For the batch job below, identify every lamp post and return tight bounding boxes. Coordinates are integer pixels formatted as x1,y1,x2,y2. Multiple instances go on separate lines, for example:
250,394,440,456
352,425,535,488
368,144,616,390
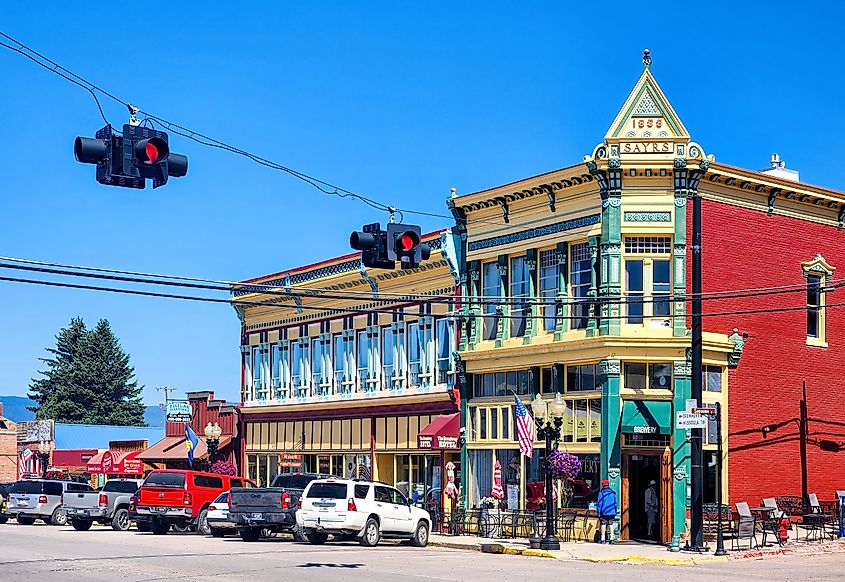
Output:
38,439,52,479
530,393,566,551
204,422,222,465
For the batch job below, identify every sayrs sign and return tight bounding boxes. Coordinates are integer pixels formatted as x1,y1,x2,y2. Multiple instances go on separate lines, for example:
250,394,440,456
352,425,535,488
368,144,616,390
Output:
619,141,673,154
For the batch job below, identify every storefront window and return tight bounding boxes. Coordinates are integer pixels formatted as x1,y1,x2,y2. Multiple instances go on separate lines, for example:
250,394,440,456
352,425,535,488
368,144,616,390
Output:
624,362,672,390
469,449,493,507
258,455,268,487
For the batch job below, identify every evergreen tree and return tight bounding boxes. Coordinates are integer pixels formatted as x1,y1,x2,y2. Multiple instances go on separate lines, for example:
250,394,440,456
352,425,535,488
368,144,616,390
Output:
28,318,146,426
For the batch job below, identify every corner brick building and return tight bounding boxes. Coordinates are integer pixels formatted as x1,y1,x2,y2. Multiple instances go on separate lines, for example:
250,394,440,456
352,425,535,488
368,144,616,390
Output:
0,403,18,482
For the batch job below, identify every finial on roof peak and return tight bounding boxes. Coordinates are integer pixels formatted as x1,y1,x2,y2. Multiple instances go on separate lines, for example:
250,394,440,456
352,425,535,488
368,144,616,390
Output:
643,48,652,70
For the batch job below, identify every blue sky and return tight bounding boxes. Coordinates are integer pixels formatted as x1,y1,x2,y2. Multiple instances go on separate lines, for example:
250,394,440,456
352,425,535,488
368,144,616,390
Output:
1,2,844,405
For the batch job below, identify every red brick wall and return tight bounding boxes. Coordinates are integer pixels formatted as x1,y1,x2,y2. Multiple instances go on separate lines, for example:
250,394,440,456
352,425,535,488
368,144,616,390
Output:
689,198,845,505
0,429,18,482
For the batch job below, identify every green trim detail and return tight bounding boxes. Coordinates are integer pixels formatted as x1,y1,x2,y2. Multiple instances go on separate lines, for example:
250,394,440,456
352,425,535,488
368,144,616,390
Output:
621,400,672,435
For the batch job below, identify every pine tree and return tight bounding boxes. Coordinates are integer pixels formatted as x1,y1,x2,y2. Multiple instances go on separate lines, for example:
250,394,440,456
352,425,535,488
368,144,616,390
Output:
28,318,146,426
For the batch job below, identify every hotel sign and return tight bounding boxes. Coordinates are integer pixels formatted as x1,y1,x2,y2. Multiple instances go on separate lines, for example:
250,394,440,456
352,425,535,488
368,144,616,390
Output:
418,434,459,450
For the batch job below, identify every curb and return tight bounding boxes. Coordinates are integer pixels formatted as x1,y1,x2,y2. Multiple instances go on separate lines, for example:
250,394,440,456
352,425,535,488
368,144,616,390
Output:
480,544,556,558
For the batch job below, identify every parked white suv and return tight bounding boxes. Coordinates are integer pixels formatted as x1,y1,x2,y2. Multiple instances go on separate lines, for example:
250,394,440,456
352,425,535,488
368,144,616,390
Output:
297,479,430,547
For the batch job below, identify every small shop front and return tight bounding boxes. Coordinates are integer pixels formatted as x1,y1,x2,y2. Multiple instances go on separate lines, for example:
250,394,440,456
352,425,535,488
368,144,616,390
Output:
618,399,673,543
87,450,145,487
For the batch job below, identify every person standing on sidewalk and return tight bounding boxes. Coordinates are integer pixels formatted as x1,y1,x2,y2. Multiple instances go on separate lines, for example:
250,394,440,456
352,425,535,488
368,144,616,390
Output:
645,480,659,538
596,479,618,544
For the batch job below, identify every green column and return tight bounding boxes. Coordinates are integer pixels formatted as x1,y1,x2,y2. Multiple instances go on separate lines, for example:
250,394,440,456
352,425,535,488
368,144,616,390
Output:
459,371,471,510
586,236,600,337
673,160,688,337
464,261,481,351
672,359,692,539
599,359,622,494
554,242,569,340
599,165,622,336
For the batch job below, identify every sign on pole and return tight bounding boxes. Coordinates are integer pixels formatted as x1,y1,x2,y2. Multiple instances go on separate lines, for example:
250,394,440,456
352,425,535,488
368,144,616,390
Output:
676,411,707,429
166,400,192,423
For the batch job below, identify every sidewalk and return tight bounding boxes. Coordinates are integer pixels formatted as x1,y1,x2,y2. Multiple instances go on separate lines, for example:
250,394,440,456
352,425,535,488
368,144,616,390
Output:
429,533,845,565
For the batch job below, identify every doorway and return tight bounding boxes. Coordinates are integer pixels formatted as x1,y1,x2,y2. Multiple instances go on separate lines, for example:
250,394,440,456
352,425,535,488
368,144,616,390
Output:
623,453,662,542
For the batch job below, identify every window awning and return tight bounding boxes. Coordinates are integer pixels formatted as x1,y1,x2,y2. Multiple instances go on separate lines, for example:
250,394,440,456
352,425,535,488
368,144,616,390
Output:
621,400,672,435
418,413,460,450
87,450,145,474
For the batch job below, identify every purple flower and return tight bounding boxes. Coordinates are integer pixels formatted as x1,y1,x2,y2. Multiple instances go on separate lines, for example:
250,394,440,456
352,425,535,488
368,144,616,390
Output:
546,451,581,480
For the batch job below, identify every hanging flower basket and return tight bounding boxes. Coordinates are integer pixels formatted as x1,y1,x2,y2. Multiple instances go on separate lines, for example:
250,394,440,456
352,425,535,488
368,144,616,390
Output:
546,451,581,480
210,460,237,476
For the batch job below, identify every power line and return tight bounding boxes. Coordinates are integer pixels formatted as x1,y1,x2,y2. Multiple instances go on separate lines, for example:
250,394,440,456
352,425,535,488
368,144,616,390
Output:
0,273,838,323
0,254,839,308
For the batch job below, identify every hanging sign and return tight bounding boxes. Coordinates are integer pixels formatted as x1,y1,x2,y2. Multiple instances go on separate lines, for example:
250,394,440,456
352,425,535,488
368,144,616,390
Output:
675,412,707,429
166,400,192,423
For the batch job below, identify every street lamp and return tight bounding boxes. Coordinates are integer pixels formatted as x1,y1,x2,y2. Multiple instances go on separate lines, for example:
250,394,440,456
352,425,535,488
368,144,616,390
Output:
37,440,52,480
204,422,222,465
530,393,566,551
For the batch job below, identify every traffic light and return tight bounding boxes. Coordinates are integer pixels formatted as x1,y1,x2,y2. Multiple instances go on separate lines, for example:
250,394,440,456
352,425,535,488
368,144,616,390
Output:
350,222,431,269
74,124,188,189
386,223,430,268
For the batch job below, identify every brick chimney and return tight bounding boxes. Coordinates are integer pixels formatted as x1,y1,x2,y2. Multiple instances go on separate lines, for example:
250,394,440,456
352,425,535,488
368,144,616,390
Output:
0,402,4,418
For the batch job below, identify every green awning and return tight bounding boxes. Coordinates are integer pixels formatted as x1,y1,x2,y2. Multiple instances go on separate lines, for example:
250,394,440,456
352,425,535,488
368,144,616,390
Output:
621,400,672,435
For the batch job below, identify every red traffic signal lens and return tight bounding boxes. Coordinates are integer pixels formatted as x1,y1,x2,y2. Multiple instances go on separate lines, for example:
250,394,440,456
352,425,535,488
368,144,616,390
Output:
145,141,160,164
397,231,419,253
134,137,169,165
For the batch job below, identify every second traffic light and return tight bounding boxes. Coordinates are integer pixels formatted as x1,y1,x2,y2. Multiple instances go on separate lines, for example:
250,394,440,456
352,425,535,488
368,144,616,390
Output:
74,124,188,189
350,222,430,269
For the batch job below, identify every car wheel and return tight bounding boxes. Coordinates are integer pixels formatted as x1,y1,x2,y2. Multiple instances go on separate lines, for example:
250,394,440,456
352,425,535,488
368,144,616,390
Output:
111,508,131,532
210,527,226,538
292,524,308,542
51,508,68,526
17,516,36,525
239,527,262,542
151,519,170,535
306,530,328,545
71,518,92,531
196,509,211,536
136,521,150,532
360,518,380,547
411,521,429,547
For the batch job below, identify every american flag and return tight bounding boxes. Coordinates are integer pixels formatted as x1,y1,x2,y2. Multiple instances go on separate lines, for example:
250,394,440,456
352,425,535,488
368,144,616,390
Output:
514,394,535,457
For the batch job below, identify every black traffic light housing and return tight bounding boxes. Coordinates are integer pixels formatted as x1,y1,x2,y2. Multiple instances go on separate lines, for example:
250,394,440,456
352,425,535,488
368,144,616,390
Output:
74,124,188,189
350,222,431,269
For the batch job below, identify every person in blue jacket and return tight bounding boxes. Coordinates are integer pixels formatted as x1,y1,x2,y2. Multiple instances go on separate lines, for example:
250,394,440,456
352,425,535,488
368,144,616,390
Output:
595,479,618,544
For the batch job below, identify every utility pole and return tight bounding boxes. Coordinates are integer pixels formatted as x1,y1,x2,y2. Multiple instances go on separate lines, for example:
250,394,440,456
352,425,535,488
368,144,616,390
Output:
800,381,809,506
156,386,176,410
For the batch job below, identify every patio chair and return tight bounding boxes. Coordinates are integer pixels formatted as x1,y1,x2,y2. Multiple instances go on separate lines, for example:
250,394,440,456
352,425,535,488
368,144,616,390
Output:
557,512,577,542
447,508,466,536
761,498,789,546
730,502,758,550
803,494,828,541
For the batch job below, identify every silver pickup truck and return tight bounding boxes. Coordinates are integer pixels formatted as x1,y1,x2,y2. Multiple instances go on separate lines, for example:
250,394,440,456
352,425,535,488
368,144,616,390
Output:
65,478,143,531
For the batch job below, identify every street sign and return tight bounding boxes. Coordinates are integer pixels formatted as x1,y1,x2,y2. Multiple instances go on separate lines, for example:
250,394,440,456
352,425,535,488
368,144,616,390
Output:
692,407,716,415
166,400,192,423
676,411,707,429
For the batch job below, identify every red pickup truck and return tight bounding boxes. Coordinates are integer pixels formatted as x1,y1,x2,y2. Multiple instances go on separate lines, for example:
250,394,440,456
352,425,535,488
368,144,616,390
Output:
135,469,254,535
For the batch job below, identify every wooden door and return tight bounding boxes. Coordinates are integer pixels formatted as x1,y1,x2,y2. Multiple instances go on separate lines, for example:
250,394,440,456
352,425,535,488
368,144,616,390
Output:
660,447,672,543
621,453,630,540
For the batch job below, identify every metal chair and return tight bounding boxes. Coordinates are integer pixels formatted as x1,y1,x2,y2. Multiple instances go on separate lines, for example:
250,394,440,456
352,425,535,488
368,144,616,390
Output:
557,512,577,542
804,494,828,541
761,498,788,546
731,502,759,550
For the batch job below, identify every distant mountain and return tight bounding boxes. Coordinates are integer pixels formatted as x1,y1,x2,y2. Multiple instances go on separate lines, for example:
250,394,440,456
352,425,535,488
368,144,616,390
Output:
1,395,166,427
0,396,35,422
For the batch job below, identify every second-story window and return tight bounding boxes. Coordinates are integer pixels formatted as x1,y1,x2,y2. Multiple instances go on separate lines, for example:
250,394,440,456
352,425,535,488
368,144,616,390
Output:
482,261,500,341
381,327,395,390
436,318,455,385
623,362,672,389
252,346,269,401
624,237,672,325
807,274,822,339
539,249,558,332
510,256,529,337
270,343,289,399
570,243,591,330
333,333,348,394
243,350,253,401
312,338,325,395
408,322,421,387
291,341,309,395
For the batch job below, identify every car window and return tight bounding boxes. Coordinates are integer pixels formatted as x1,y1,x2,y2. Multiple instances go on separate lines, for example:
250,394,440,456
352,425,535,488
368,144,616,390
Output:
144,472,186,488
102,480,140,493
390,488,408,506
193,475,224,489
305,483,348,499
229,479,243,488
66,483,83,492
213,492,229,503
45,482,64,496
354,484,370,499
272,474,312,489
374,486,392,503
11,481,43,494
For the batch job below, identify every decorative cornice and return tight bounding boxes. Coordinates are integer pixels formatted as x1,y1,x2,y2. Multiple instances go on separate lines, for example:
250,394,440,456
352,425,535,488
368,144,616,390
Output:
468,214,600,252
623,211,671,222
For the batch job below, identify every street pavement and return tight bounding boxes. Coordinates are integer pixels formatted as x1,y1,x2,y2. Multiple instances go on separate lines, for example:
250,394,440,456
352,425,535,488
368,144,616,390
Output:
1,521,845,582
